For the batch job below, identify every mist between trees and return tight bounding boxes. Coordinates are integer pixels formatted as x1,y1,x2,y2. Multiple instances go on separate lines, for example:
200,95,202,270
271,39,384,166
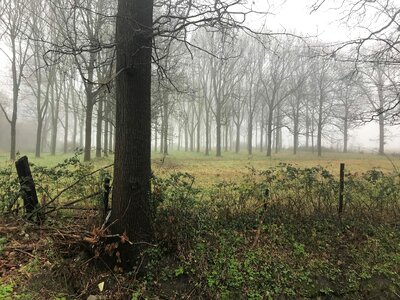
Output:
0,0,399,161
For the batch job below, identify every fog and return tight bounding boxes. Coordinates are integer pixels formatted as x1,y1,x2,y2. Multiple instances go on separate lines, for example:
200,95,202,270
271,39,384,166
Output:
0,0,399,160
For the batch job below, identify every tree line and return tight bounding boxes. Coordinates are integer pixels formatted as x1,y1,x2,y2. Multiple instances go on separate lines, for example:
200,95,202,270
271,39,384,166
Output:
0,0,398,162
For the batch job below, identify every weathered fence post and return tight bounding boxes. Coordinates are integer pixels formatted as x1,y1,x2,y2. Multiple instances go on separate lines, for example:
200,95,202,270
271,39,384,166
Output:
15,156,39,220
338,163,345,215
102,177,111,222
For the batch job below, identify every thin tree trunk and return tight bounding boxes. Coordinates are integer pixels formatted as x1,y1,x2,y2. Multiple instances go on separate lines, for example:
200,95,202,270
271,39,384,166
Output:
378,84,385,155
103,99,109,157
343,113,348,153
63,93,69,154
235,123,240,153
35,119,43,158
84,99,94,161
205,109,210,156
96,97,103,158
184,121,188,152
196,114,201,152
266,107,273,157
216,107,222,157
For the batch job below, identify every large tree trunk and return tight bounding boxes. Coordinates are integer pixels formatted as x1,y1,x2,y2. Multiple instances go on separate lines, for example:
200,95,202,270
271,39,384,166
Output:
111,0,153,267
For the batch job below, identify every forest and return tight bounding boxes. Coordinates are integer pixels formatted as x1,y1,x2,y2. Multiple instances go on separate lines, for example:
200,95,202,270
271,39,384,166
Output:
0,0,399,299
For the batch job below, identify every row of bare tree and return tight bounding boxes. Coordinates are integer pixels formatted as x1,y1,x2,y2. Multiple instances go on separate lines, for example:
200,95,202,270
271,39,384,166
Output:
0,0,398,161
153,31,398,157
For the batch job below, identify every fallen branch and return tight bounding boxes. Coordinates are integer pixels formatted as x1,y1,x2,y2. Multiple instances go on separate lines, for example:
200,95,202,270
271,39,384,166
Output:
13,248,36,258
28,164,114,218
45,206,98,211
0,226,20,233
43,192,102,215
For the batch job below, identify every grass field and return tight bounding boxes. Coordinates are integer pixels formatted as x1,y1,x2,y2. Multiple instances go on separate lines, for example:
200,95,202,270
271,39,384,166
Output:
1,150,398,185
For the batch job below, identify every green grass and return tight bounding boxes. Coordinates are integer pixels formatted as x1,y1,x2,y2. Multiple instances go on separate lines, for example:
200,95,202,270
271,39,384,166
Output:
152,150,399,185
1,149,398,186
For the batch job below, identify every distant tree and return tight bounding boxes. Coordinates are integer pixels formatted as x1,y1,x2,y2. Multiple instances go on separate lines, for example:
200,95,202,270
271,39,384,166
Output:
0,0,32,160
357,63,398,154
208,30,242,156
310,56,335,157
47,0,116,161
331,64,364,153
243,37,260,155
311,0,400,121
286,47,310,155
258,37,297,156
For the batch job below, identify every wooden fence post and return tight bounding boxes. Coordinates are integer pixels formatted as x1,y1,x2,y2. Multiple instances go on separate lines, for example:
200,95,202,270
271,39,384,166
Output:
15,156,39,220
102,177,111,222
338,163,345,215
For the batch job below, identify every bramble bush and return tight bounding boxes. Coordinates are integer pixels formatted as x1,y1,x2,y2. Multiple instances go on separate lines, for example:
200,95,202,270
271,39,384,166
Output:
0,151,105,215
150,165,400,299
1,156,399,298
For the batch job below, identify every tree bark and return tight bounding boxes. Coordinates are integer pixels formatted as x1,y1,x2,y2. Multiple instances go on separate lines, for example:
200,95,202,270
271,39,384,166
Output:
377,83,385,155
103,98,109,157
266,107,273,157
96,97,103,158
343,112,348,153
293,115,299,155
235,123,240,153
84,100,94,161
216,106,222,156
317,103,323,157
111,0,154,267
63,89,69,154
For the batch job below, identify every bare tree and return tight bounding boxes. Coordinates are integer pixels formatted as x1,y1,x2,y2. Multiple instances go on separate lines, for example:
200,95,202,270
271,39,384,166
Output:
258,37,297,156
311,0,400,121
331,63,364,152
310,55,335,156
0,0,32,160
